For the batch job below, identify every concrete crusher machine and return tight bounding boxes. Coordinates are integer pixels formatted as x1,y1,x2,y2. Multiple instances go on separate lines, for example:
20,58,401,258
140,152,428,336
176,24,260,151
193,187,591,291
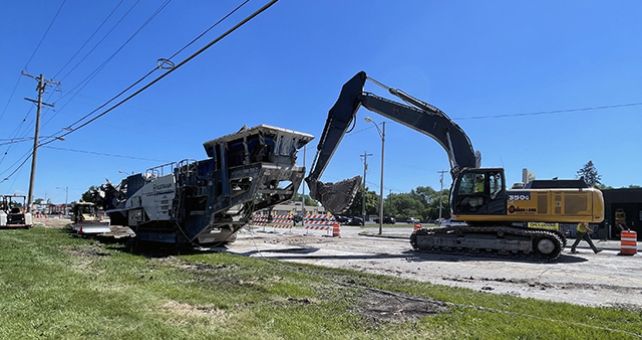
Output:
98,125,312,246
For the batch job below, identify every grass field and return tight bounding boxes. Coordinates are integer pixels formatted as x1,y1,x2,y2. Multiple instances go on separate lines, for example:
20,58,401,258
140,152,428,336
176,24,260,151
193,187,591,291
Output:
1,227,640,339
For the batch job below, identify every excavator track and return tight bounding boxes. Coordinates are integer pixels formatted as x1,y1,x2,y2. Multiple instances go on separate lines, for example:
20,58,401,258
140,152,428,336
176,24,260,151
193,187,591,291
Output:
410,226,564,261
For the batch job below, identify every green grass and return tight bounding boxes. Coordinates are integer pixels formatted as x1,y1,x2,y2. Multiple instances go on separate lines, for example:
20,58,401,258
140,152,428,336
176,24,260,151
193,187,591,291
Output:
0,227,640,339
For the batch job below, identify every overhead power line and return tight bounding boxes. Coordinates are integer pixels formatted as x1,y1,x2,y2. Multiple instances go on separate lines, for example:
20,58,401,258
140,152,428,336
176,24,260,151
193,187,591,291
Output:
39,0,278,149
454,101,642,120
0,0,67,124
43,145,170,162
46,0,252,134
52,0,126,79
48,0,171,125
24,0,68,70
0,150,32,182
0,0,277,184
57,0,142,84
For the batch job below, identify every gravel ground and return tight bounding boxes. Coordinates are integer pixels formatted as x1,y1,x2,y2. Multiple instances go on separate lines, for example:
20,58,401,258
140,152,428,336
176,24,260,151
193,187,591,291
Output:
228,225,642,308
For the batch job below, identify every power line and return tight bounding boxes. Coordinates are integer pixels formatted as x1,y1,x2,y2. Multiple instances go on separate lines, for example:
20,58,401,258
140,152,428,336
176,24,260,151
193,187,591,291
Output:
47,0,170,125
166,0,251,61
43,145,170,163
47,0,251,131
0,0,66,124
49,0,252,134
0,0,278,185
57,0,141,83
39,0,278,148
0,149,33,182
0,78,23,124
454,101,642,120
24,0,67,70
52,0,126,79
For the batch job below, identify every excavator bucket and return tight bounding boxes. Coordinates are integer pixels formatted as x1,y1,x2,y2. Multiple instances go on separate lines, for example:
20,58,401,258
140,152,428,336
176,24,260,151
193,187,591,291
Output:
307,176,361,215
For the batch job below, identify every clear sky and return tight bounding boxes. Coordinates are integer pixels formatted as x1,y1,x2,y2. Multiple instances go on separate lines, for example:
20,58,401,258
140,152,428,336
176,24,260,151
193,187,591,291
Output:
1,0,641,203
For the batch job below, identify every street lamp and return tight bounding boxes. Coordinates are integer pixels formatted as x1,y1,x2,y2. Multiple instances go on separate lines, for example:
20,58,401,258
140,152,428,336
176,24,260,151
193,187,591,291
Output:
364,117,385,235
56,186,68,216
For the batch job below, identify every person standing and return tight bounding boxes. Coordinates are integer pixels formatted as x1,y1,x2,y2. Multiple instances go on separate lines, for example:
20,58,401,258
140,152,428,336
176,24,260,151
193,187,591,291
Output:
570,222,602,254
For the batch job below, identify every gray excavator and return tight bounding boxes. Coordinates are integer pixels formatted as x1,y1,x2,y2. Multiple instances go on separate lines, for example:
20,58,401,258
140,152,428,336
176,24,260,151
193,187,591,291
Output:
305,71,604,260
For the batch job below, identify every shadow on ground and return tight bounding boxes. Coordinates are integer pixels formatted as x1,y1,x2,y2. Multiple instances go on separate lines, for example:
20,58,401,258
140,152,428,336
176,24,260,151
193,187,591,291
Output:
234,247,588,264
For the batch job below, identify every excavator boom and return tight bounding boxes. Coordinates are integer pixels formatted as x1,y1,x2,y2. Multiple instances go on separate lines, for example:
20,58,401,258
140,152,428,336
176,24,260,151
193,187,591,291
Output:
306,71,479,213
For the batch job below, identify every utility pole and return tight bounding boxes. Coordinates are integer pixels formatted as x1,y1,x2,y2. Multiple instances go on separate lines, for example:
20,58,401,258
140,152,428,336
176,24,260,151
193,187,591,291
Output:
360,151,372,224
437,170,448,221
22,72,59,212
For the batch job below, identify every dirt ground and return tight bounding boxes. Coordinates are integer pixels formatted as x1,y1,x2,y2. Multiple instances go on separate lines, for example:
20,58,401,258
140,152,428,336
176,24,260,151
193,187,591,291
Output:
228,226,642,308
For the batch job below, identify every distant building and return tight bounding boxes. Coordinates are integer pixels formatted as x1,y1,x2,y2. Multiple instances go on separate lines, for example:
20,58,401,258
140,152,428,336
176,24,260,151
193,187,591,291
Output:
600,188,642,240
258,201,325,216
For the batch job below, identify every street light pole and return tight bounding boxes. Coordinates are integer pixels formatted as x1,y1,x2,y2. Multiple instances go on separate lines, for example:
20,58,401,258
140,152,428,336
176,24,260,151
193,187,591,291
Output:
64,186,68,216
378,122,385,235
56,186,69,216
365,117,386,235
437,170,448,221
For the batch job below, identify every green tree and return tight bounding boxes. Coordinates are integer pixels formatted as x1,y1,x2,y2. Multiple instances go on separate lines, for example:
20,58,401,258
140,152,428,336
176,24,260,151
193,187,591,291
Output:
576,160,602,187
345,187,379,217
381,186,451,222
291,193,319,206
81,186,100,204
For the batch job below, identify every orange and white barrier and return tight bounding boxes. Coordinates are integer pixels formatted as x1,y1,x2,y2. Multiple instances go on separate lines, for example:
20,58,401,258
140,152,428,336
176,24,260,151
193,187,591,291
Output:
620,230,638,256
250,212,340,237
303,213,336,236
251,213,294,232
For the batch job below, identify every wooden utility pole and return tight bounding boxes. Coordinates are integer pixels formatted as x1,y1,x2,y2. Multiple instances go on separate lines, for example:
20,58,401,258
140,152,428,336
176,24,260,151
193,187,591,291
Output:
22,71,58,212
360,151,372,224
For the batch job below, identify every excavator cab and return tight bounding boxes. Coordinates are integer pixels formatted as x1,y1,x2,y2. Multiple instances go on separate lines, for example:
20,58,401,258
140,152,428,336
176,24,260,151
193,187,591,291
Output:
451,168,507,216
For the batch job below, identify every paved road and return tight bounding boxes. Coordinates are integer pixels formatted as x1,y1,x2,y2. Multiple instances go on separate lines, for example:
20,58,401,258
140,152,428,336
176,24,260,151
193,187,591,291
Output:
228,225,642,308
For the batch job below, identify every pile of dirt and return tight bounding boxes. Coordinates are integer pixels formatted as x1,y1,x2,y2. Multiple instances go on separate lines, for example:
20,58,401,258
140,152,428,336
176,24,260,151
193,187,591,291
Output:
353,288,448,325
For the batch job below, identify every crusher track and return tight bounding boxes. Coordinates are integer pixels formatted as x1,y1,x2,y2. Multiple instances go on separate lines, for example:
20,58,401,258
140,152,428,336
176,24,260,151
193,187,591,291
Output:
410,226,567,261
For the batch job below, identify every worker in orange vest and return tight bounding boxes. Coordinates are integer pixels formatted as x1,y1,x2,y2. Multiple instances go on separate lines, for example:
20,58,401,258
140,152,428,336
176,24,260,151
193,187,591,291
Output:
570,222,602,254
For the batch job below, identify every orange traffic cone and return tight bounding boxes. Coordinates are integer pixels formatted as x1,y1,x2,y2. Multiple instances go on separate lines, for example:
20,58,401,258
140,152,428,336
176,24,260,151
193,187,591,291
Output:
332,223,341,237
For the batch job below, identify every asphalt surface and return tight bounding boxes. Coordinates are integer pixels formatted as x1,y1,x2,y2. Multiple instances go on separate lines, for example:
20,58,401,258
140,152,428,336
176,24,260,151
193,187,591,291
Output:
228,225,642,308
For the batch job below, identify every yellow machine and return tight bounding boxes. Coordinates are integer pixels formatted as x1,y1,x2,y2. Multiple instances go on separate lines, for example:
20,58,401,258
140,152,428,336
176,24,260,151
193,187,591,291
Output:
306,71,605,260
449,169,604,224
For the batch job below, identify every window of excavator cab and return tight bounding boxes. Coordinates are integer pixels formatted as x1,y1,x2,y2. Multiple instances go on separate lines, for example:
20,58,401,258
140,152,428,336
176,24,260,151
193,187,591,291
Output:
458,173,475,195
458,173,482,195
489,172,503,197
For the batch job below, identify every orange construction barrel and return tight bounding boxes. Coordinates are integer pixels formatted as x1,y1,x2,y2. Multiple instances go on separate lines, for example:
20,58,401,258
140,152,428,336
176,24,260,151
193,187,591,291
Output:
332,223,341,237
620,230,638,256
413,223,422,231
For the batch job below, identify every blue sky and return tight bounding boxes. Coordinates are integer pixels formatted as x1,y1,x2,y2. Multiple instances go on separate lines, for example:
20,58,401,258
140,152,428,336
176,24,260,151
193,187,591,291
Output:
1,0,641,203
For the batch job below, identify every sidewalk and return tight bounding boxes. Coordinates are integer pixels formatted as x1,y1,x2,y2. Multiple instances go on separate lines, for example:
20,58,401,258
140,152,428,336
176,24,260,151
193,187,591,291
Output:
358,230,630,251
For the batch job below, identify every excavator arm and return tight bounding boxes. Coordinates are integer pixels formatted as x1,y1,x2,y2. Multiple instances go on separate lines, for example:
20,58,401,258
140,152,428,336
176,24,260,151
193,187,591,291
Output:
306,71,480,214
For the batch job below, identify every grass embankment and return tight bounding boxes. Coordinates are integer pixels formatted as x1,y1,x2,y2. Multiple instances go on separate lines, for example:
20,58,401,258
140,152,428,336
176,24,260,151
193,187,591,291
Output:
0,228,640,339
